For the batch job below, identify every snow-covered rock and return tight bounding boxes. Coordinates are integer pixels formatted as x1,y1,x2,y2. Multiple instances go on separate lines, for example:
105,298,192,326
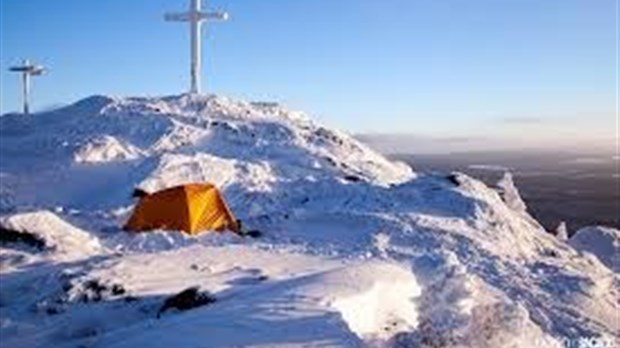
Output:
569,225,620,272
74,135,145,163
554,221,569,241
495,171,527,213
0,211,103,257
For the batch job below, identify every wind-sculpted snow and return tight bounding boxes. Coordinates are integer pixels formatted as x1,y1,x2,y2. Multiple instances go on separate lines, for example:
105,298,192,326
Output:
0,95,618,347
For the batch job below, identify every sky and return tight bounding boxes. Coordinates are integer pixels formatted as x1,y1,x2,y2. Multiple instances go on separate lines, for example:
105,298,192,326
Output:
1,0,617,153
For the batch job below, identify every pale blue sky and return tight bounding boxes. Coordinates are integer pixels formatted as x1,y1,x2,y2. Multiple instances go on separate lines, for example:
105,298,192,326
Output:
0,0,617,149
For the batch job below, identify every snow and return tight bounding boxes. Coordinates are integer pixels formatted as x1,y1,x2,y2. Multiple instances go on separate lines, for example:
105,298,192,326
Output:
495,171,527,213
569,225,620,272
1,94,618,347
554,221,569,241
138,152,276,194
74,135,145,163
0,211,103,257
328,263,421,340
95,257,421,348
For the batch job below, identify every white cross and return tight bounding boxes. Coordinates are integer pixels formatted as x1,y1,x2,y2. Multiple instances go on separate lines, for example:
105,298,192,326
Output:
8,59,46,115
165,0,229,95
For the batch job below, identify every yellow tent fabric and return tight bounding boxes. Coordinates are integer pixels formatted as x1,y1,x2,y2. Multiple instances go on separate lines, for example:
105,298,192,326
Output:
124,183,240,235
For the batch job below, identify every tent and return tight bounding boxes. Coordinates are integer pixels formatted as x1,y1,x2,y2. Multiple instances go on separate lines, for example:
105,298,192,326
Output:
124,183,240,235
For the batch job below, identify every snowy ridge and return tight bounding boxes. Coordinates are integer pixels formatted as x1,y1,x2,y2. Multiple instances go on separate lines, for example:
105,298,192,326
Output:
0,94,618,347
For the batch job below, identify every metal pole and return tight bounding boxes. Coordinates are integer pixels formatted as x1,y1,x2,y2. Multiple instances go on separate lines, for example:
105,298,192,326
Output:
190,0,201,94
23,71,30,115
165,0,226,95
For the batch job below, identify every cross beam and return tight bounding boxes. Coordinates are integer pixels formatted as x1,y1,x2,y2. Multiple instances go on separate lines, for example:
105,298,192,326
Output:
8,59,46,115
165,0,228,94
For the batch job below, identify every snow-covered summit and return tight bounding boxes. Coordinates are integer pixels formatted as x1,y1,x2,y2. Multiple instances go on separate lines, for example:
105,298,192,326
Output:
1,94,411,179
1,95,618,347
0,94,412,210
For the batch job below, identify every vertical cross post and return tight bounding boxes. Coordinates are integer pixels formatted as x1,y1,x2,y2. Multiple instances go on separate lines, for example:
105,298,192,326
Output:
164,0,229,94
9,59,46,115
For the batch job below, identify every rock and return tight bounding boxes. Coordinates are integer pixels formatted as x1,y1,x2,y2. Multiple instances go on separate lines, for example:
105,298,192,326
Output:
344,175,362,183
157,286,216,318
0,226,46,250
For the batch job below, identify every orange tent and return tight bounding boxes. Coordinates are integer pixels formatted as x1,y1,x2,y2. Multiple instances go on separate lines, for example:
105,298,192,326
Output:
124,183,240,235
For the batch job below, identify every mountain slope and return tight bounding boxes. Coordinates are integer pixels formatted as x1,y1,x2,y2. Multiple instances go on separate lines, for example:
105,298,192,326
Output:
0,95,617,348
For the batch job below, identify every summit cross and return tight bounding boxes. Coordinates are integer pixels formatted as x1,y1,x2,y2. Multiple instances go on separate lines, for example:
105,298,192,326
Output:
164,0,229,94
8,59,46,115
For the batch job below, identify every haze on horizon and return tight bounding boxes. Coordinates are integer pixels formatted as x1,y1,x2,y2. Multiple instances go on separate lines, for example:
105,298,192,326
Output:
1,0,617,153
